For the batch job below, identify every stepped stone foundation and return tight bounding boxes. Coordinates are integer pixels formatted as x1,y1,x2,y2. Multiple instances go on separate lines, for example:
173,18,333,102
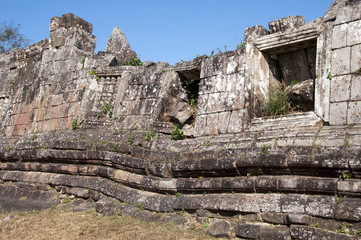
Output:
1,1,361,239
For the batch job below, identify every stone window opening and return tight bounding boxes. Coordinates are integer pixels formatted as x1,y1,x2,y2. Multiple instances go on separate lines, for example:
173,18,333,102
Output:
263,39,317,115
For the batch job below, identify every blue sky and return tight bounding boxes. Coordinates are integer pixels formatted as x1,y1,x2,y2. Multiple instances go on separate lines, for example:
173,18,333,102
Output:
1,0,333,65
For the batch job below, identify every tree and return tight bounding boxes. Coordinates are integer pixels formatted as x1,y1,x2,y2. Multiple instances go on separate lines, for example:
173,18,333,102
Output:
0,22,31,54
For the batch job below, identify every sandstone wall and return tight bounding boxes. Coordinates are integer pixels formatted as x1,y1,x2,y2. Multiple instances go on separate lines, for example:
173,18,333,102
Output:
1,1,361,239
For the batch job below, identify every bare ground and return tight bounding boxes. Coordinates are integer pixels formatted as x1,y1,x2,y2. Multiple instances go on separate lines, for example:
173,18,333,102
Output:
0,207,231,240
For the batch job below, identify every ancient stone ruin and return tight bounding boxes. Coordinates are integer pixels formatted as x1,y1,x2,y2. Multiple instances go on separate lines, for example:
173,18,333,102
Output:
1,0,361,239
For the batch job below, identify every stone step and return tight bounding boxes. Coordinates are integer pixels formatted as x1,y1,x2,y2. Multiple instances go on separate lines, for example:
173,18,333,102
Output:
249,112,323,132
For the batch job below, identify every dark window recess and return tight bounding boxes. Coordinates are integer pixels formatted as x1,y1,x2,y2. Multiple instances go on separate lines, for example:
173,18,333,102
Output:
266,40,317,112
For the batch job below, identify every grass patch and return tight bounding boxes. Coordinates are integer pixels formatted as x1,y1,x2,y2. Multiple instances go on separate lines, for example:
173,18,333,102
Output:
0,207,221,240
263,88,292,117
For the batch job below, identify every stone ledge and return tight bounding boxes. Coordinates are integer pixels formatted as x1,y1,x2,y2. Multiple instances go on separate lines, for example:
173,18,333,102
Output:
1,161,361,196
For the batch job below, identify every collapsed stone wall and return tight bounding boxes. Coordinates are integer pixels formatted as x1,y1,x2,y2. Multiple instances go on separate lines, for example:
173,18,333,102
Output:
1,1,361,239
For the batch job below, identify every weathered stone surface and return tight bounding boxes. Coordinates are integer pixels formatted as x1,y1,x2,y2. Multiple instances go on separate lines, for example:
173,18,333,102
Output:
330,75,351,102
104,27,138,65
268,16,305,34
331,47,351,75
1,3,361,239
335,198,361,221
332,23,348,49
284,213,310,225
329,102,348,124
244,25,269,43
259,225,290,240
206,219,234,238
169,102,194,124
0,185,60,214
286,79,314,110
290,225,356,240
261,212,284,224
235,223,261,239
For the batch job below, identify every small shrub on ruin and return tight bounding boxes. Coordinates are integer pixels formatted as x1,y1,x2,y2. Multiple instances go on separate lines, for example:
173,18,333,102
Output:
122,57,142,66
72,118,78,130
171,124,184,140
263,88,292,117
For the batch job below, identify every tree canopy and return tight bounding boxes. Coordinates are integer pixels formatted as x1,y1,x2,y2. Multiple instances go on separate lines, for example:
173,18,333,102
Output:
0,22,31,54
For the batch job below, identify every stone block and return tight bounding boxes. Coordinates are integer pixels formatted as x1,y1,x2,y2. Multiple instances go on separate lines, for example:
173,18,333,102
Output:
259,225,290,240
200,56,225,78
335,3,361,25
226,90,245,111
281,195,306,213
290,225,342,240
235,223,261,239
278,176,305,193
350,72,361,100
305,196,335,218
259,194,282,212
268,16,305,34
227,110,245,133
194,114,207,137
206,219,234,238
211,177,232,191
332,23,348,49
207,92,226,113
330,75,351,102
261,212,284,224
284,213,310,225
214,74,226,92
351,44,361,73
335,198,361,221
225,73,237,92
243,25,269,42
347,20,361,46
196,93,208,115
255,176,278,192
206,113,218,135
235,194,261,212
347,101,361,124
304,178,337,194
331,47,351,76
337,179,361,196
329,102,348,125
232,177,255,192
217,111,230,134
169,102,194,124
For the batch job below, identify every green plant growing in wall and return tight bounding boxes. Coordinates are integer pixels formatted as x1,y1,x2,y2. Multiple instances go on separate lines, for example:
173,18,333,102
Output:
290,80,299,86
204,138,211,148
101,102,113,119
339,222,352,234
72,118,78,130
127,131,135,145
339,171,351,180
88,69,100,80
327,68,333,80
144,129,154,141
122,57,143,66
171,124,184,140
335,194,345,203
236,42,244,50
264,88,292,116
80,55,86,70
209,50,215,58
180,77,199,108
30,134,37,141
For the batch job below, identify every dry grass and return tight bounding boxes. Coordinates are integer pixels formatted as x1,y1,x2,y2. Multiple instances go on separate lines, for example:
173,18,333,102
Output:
0,207,228,240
